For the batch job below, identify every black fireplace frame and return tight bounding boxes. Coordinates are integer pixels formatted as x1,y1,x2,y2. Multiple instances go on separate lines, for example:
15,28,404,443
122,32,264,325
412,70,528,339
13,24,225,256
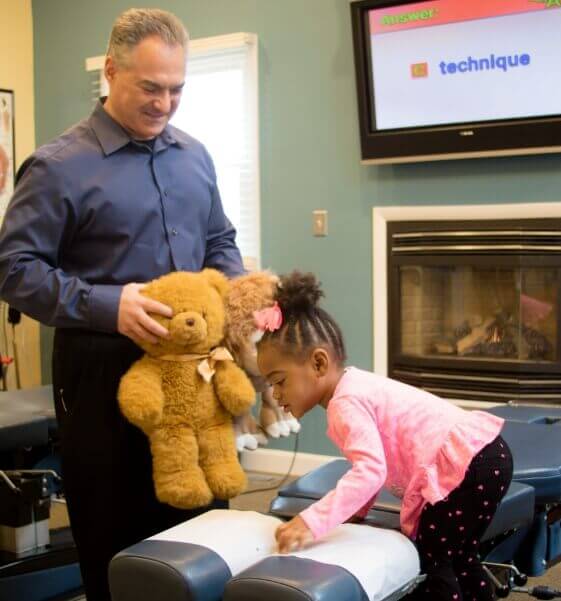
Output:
387,218,561,404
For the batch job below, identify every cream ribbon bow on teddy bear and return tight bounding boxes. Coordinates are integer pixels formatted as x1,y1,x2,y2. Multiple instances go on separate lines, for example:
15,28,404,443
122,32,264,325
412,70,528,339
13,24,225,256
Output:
158,347,235,383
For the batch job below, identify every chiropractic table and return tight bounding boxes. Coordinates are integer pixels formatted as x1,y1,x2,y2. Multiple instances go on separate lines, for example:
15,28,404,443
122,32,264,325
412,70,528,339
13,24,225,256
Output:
0,386,81,601
3,387,560,600
109,405,561,601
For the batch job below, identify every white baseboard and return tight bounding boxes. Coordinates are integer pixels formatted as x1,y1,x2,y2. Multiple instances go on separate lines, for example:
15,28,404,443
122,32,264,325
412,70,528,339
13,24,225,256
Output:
240,447,338,477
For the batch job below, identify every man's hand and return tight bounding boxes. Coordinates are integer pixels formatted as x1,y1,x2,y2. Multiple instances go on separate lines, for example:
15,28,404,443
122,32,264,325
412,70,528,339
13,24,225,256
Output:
118,283,173,345
275,515,314,553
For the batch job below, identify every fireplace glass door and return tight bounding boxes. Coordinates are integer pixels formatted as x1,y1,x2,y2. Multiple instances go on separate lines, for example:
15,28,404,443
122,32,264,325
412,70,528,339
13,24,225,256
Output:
399,266,558,364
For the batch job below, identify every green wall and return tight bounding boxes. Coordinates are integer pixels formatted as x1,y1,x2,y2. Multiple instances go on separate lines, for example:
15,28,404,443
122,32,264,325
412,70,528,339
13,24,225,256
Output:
33,0,561,455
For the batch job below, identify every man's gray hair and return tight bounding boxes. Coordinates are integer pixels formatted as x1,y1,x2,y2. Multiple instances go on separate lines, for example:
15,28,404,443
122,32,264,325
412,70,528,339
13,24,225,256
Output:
107,8,189,66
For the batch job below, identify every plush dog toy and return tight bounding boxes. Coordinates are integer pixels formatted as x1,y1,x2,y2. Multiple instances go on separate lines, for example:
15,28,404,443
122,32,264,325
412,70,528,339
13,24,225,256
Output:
118,269,256,509
224,271,300,452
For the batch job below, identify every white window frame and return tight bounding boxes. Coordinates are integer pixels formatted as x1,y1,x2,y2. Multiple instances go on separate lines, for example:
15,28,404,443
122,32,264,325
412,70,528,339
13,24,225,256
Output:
85,31,261,270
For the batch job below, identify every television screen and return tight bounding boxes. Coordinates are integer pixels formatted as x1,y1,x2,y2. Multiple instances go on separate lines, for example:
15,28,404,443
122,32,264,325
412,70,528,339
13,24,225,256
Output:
351,0,561,163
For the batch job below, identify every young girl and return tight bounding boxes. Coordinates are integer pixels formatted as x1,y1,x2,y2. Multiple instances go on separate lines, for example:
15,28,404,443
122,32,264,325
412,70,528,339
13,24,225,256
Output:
255,271,513,601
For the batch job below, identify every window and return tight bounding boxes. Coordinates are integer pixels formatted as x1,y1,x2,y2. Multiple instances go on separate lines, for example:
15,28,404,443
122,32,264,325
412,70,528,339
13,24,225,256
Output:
86,32,260,269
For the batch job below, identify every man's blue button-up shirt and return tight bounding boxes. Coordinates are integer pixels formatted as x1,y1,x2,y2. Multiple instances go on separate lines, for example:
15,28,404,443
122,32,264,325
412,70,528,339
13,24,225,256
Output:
0,101,244,331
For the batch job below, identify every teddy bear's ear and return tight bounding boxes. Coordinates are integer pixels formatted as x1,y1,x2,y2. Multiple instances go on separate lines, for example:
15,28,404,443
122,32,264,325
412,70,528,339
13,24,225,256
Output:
260,268,279,286
202,268,229,298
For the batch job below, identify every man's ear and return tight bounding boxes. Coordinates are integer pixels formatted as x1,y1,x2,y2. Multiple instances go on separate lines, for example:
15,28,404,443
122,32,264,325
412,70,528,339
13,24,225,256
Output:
202,268,229,299
104,56,116,83
311,348,330,377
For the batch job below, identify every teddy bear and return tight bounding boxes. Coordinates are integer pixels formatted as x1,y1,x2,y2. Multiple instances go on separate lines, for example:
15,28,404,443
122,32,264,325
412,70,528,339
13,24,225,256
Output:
224,271,300,452
118,269,256,509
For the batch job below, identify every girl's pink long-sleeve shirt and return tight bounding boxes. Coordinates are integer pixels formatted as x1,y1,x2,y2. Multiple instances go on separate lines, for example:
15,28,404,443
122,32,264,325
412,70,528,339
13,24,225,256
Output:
300,367,504,540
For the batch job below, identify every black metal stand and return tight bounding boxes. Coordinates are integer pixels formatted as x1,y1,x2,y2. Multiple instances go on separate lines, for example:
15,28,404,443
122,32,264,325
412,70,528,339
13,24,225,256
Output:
484,562,561,599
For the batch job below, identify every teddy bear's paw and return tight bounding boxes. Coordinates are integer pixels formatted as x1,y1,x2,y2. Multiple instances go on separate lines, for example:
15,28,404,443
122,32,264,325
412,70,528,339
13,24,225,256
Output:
205,463,247,499
284,416,301,434
254,431,269,447
265,420,290,438
264,422,282,438
223,393,256,417
243,433,259,451
235,432,258,452
235,434,246,453
155,473,214,509
278,420,291,437
136,407,163,432
119,397,162,432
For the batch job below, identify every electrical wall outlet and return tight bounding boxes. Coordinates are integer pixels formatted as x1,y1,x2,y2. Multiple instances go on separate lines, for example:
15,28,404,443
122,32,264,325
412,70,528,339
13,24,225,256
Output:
313,210,328,236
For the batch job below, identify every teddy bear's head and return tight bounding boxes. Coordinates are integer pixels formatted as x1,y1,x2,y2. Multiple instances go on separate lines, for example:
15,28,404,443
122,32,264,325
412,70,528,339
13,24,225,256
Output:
139,269,229,357
224,271,279,376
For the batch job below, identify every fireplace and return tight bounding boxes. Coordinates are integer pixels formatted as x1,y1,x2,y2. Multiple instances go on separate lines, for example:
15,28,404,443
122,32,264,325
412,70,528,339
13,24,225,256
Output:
387,219,561,404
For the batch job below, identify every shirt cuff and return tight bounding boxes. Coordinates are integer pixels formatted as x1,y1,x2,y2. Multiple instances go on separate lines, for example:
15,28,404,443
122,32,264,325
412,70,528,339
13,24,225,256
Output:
355,504,372,519
88,284,122,332
299,507,324,540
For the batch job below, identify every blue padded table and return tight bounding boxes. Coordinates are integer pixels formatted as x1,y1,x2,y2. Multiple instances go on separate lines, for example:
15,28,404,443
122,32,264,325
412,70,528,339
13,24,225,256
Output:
107,404,561,600
271,412,561,577
0,385,62,493
486,406,561,574
109,509,424,601
487,405,561,426
108,485,535,601
0,383,54,454
0,407,48,452
110,413,559,601
499,420,561,504
270,460,535,545
0,385,56,440
0,386,81,601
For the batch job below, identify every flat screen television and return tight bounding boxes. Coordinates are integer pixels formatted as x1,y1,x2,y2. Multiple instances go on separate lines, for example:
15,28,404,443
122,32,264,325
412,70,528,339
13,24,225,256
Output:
350,0,561,164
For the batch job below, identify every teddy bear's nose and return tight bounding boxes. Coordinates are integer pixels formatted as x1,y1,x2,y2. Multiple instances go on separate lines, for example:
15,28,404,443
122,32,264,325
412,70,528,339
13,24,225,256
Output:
186,318,195,327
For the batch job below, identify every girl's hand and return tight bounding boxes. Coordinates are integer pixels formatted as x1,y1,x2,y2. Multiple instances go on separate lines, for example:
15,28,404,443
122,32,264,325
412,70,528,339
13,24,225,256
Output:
275,516,314,553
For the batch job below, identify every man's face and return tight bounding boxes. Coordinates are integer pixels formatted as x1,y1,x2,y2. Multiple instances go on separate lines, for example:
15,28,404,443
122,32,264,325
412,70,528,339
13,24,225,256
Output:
104,35,186,140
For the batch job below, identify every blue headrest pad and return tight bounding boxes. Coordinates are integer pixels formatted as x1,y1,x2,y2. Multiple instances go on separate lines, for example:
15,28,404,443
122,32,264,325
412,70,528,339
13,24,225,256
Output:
0,385,56,450
278,460,401,509
109,540,231,601
224,556,369,601
0,409,49,451
273,477,533,544
482,482,535,541
486,406,561,425
500,421,561,503
279,459,351,500
270,495,402,531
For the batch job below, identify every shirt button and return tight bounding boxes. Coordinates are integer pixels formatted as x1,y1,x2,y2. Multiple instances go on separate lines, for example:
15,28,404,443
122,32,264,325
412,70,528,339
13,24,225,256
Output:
171,228,178,236
163,189,168,197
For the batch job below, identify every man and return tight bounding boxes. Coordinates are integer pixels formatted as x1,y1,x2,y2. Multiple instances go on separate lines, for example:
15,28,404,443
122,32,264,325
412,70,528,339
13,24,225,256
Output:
0,9,244,601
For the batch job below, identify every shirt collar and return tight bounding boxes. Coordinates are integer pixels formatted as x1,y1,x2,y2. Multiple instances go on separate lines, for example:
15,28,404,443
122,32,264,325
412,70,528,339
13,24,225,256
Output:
159,126,187,149
89,98,187,156
331,366,352,401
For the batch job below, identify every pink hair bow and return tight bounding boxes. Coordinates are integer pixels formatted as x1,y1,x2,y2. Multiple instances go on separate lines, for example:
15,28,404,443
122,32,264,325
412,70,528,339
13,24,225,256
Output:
253,302,283,332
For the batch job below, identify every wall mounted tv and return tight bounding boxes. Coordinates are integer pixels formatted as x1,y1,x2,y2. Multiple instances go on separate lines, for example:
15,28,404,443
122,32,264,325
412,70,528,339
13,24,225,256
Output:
350,0,561,164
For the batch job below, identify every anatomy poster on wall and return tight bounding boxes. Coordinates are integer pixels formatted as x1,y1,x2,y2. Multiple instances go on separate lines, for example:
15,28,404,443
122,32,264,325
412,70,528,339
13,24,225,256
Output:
0,89,15,223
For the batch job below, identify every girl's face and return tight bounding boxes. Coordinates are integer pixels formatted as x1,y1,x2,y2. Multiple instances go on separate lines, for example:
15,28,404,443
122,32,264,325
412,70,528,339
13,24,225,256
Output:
257,342,330,419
